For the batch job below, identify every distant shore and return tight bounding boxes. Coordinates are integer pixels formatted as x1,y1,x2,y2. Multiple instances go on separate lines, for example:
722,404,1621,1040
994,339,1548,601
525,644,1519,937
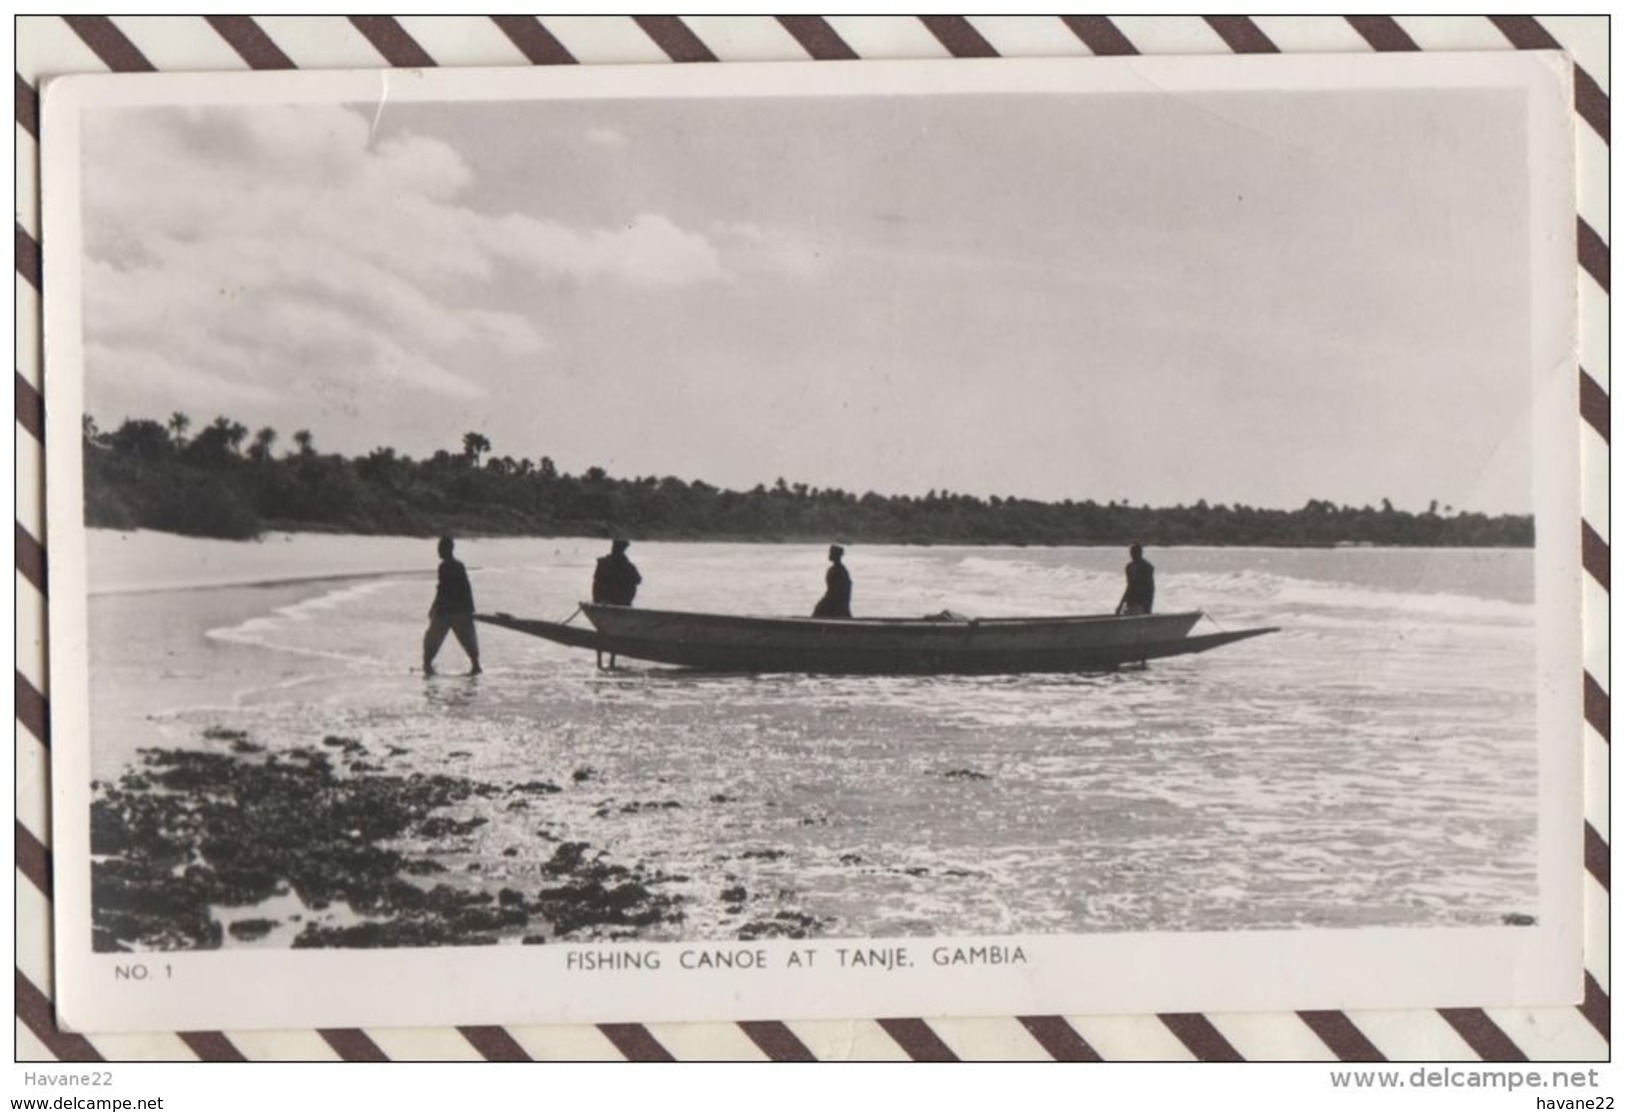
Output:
82,415,1535,549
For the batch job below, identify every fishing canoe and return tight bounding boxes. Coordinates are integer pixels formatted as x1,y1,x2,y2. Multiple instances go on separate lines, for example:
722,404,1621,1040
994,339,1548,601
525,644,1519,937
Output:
476,604,1277,674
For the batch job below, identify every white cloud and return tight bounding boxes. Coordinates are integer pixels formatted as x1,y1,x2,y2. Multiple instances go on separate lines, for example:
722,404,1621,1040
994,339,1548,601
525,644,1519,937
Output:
83,341,281,417
367,132,476,200
79,104,727,433
590,213,729,286
463,309,551,360
712,220,830,278
485,210,727,287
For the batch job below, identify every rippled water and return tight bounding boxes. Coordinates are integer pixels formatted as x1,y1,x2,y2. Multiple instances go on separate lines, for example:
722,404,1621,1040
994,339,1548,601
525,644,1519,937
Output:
87,534,1538,941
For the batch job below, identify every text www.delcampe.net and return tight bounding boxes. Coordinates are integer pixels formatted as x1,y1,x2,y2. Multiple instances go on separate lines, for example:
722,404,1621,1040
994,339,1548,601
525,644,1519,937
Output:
1329,1066,1605,1098
11,1100,164,1110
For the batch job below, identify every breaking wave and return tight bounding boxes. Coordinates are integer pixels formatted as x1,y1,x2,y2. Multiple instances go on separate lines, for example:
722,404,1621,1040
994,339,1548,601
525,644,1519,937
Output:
206,578,403,664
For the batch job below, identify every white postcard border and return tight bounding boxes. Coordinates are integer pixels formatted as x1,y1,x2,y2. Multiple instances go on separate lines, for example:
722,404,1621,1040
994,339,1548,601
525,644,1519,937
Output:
40,49,1582,1033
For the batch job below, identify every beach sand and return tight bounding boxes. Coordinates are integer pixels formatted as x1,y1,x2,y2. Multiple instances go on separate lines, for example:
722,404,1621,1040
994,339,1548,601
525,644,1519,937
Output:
81,531,1541,951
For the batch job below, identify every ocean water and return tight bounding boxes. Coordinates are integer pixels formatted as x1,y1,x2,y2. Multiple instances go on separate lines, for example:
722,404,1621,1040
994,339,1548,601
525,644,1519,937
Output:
86,533,1538,941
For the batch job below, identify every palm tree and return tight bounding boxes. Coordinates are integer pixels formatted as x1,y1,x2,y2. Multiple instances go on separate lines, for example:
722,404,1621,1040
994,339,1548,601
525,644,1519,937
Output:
181,416,249,468
293,429,314,456
462,431,491,467
248,427,278,463
167,411,191,448
210,416,249,456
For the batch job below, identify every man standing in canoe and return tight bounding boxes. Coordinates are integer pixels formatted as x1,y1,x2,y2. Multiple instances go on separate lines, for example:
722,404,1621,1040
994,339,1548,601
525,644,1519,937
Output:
1115,542,1155,615
423,535,481,675
593,538,642,606
813,544,853,618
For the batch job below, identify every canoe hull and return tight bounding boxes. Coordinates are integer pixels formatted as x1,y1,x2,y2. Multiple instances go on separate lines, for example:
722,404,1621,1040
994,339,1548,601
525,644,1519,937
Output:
477,607,1276,675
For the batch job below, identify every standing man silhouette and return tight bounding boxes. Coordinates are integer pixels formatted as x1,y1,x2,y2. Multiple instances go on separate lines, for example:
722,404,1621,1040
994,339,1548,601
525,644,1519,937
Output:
813,544,853,618
1115,542,1156,615
592,538,642,606
423,536,481,675
590,538,641,671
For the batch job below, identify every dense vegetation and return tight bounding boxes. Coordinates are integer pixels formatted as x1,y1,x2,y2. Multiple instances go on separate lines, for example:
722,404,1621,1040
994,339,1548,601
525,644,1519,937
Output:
81,413,1534,547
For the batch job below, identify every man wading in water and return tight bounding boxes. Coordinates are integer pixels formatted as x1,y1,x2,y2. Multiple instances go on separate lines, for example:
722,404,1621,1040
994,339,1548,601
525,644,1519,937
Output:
423,536,481,676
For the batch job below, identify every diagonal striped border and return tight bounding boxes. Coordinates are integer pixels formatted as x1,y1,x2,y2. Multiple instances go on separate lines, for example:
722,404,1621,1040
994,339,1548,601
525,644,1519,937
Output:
349,16,436,68
456,1025,532,1062
1297,1011,1387,1061
738,1020,818,1062
491,17,577,67
1160,1013,1246,1061
1345,15,1420,53
14,14,1608,1062
205,16,295,71
596,1023,676,1062
1017,1015,1104,1061
632,15,717,64
919,16,999,59
59,15,153,72
1204,15,1280,54
777,16,861,62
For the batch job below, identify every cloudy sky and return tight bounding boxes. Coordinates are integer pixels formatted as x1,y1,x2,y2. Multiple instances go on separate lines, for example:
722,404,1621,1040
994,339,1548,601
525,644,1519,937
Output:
79,79,1533,513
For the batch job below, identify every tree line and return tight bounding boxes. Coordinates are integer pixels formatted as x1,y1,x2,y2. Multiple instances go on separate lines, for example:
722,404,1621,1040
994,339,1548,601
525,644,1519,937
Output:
80,412,1534,547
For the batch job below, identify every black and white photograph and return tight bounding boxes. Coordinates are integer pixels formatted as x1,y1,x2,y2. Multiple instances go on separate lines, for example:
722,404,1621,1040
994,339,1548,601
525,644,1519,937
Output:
43,51,1580,1031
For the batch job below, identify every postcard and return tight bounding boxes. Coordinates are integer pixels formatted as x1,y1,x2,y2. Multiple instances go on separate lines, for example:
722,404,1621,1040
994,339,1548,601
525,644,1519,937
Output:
42,49,1579,1032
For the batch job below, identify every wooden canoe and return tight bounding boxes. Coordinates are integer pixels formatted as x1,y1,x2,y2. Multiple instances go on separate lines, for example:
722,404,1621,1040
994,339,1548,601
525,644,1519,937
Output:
476,604,1277,674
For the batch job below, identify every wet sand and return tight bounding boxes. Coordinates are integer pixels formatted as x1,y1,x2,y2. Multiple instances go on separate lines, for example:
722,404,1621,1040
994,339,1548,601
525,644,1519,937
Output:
83,533,1542,949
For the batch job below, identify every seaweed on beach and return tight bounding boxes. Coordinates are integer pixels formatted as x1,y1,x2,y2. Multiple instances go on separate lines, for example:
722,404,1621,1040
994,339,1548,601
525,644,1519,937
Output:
531,857,685,939
526,841,686,938
91,744,489,950
89,739,687,951
290,884,529,948
736,911,829,941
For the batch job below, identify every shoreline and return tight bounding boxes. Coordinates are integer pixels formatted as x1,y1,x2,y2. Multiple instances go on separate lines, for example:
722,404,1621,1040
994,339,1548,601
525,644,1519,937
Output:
90,567,431,598
86,529,511,597
94,525,1538,551
87,575,348,779
83,530,1537,611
